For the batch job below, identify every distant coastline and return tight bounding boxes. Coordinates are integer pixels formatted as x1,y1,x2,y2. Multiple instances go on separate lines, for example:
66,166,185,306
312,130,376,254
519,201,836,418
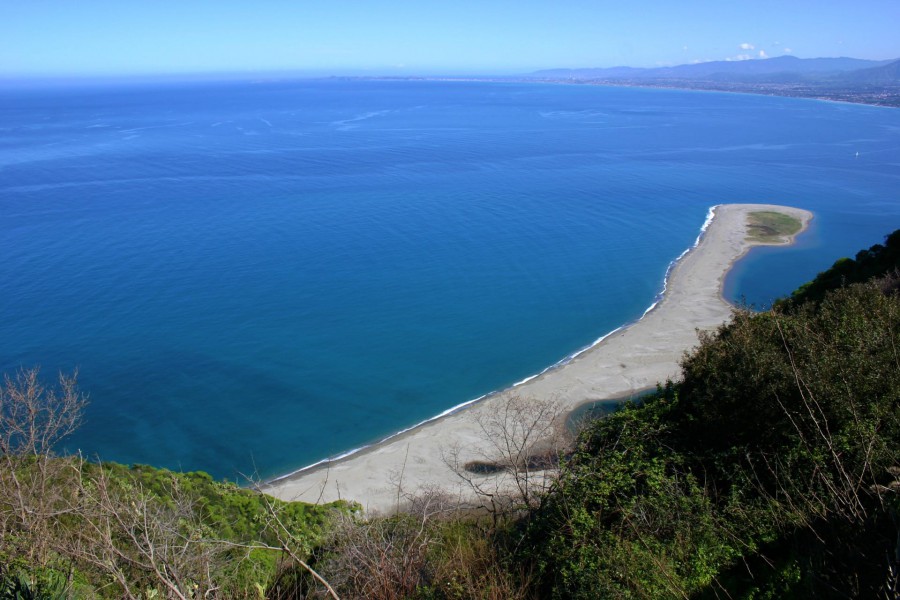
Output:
10,63,898,108
341,75,900,109
337,54,900,108
533,78,900,109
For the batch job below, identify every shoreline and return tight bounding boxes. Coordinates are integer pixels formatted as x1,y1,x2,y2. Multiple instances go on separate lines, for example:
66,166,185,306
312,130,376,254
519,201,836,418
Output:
267,206,720,485
364,76,900,110
264,203,813,512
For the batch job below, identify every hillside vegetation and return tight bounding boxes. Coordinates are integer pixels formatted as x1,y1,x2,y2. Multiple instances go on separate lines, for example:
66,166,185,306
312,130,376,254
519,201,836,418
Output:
1,229,899,599
524,276,900,598
777,229,900,309
0,371,351,599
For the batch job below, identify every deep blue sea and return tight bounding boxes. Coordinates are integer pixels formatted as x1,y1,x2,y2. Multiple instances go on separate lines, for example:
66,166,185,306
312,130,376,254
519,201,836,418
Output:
2,79,898,480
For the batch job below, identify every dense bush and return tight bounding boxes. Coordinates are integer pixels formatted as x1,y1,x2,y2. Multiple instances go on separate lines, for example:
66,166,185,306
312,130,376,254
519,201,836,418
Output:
92,463,342,550
0,369,349,599
523,277,900,598
777,229,900,309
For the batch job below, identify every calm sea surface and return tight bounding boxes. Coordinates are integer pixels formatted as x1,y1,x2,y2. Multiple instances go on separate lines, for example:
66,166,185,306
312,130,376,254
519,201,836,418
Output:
1,79,898,479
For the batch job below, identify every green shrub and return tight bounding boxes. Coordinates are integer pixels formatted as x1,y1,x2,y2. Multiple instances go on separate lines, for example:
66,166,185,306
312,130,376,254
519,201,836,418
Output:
523,279,900,598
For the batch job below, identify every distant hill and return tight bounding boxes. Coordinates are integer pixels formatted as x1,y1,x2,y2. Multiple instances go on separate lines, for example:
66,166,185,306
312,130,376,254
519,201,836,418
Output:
531,66,645,79
530,56,900,85
839,58,900,84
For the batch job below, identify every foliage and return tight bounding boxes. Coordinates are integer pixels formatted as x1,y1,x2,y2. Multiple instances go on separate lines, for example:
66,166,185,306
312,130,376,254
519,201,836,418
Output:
0,569,70,600
522,277,900,598
70,462,349,598
0,369,84,570
0,367,350,599
522,385,746,599
777,228,900,309
88,462,342,550
305,505,535,600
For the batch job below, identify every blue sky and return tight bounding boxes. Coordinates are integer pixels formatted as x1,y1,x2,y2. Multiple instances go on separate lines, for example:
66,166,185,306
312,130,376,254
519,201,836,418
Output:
3,0,899,77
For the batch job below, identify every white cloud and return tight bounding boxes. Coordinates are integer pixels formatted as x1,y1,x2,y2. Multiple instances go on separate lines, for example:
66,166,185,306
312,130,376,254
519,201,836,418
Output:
726,54,753,62
682,45,689,51
784,47,793,54
759,50,768,58
740,42,755,50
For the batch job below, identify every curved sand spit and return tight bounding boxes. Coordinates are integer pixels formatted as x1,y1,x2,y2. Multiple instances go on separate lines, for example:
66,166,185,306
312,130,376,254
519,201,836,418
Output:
264,203,813,513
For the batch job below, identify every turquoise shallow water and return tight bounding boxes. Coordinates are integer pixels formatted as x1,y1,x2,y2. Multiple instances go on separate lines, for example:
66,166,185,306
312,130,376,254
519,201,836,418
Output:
1,79,898,479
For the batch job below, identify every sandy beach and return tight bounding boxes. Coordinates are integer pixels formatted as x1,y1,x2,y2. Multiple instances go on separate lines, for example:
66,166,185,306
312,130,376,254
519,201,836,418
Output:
264,203,813,513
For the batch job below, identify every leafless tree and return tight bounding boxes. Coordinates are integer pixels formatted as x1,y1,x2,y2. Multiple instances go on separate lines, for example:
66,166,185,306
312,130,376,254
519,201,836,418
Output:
64,464,235,600
0,367,86,567
249,485,343,600
443,394,565,523
307,482,536,600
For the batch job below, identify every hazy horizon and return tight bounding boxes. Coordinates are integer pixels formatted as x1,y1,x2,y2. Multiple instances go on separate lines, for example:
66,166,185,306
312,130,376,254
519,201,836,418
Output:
3,55,900,88
3,1,900,79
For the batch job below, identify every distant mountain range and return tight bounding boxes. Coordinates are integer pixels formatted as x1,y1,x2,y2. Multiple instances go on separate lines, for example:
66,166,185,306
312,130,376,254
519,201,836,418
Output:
529,56,900,86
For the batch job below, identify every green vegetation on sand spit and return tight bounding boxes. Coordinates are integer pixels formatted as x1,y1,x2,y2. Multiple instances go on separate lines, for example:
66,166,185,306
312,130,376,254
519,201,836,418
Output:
746,210,804,242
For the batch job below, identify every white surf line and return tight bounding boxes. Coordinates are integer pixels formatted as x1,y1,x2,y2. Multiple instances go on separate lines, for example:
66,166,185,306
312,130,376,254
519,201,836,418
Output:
266,206,722,484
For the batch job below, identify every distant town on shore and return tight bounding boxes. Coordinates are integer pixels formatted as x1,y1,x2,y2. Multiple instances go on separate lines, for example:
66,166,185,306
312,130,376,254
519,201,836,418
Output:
363,55,900,108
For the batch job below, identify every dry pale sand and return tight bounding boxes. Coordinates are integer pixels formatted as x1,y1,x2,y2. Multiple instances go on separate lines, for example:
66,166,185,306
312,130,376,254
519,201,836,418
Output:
263,203,813,513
